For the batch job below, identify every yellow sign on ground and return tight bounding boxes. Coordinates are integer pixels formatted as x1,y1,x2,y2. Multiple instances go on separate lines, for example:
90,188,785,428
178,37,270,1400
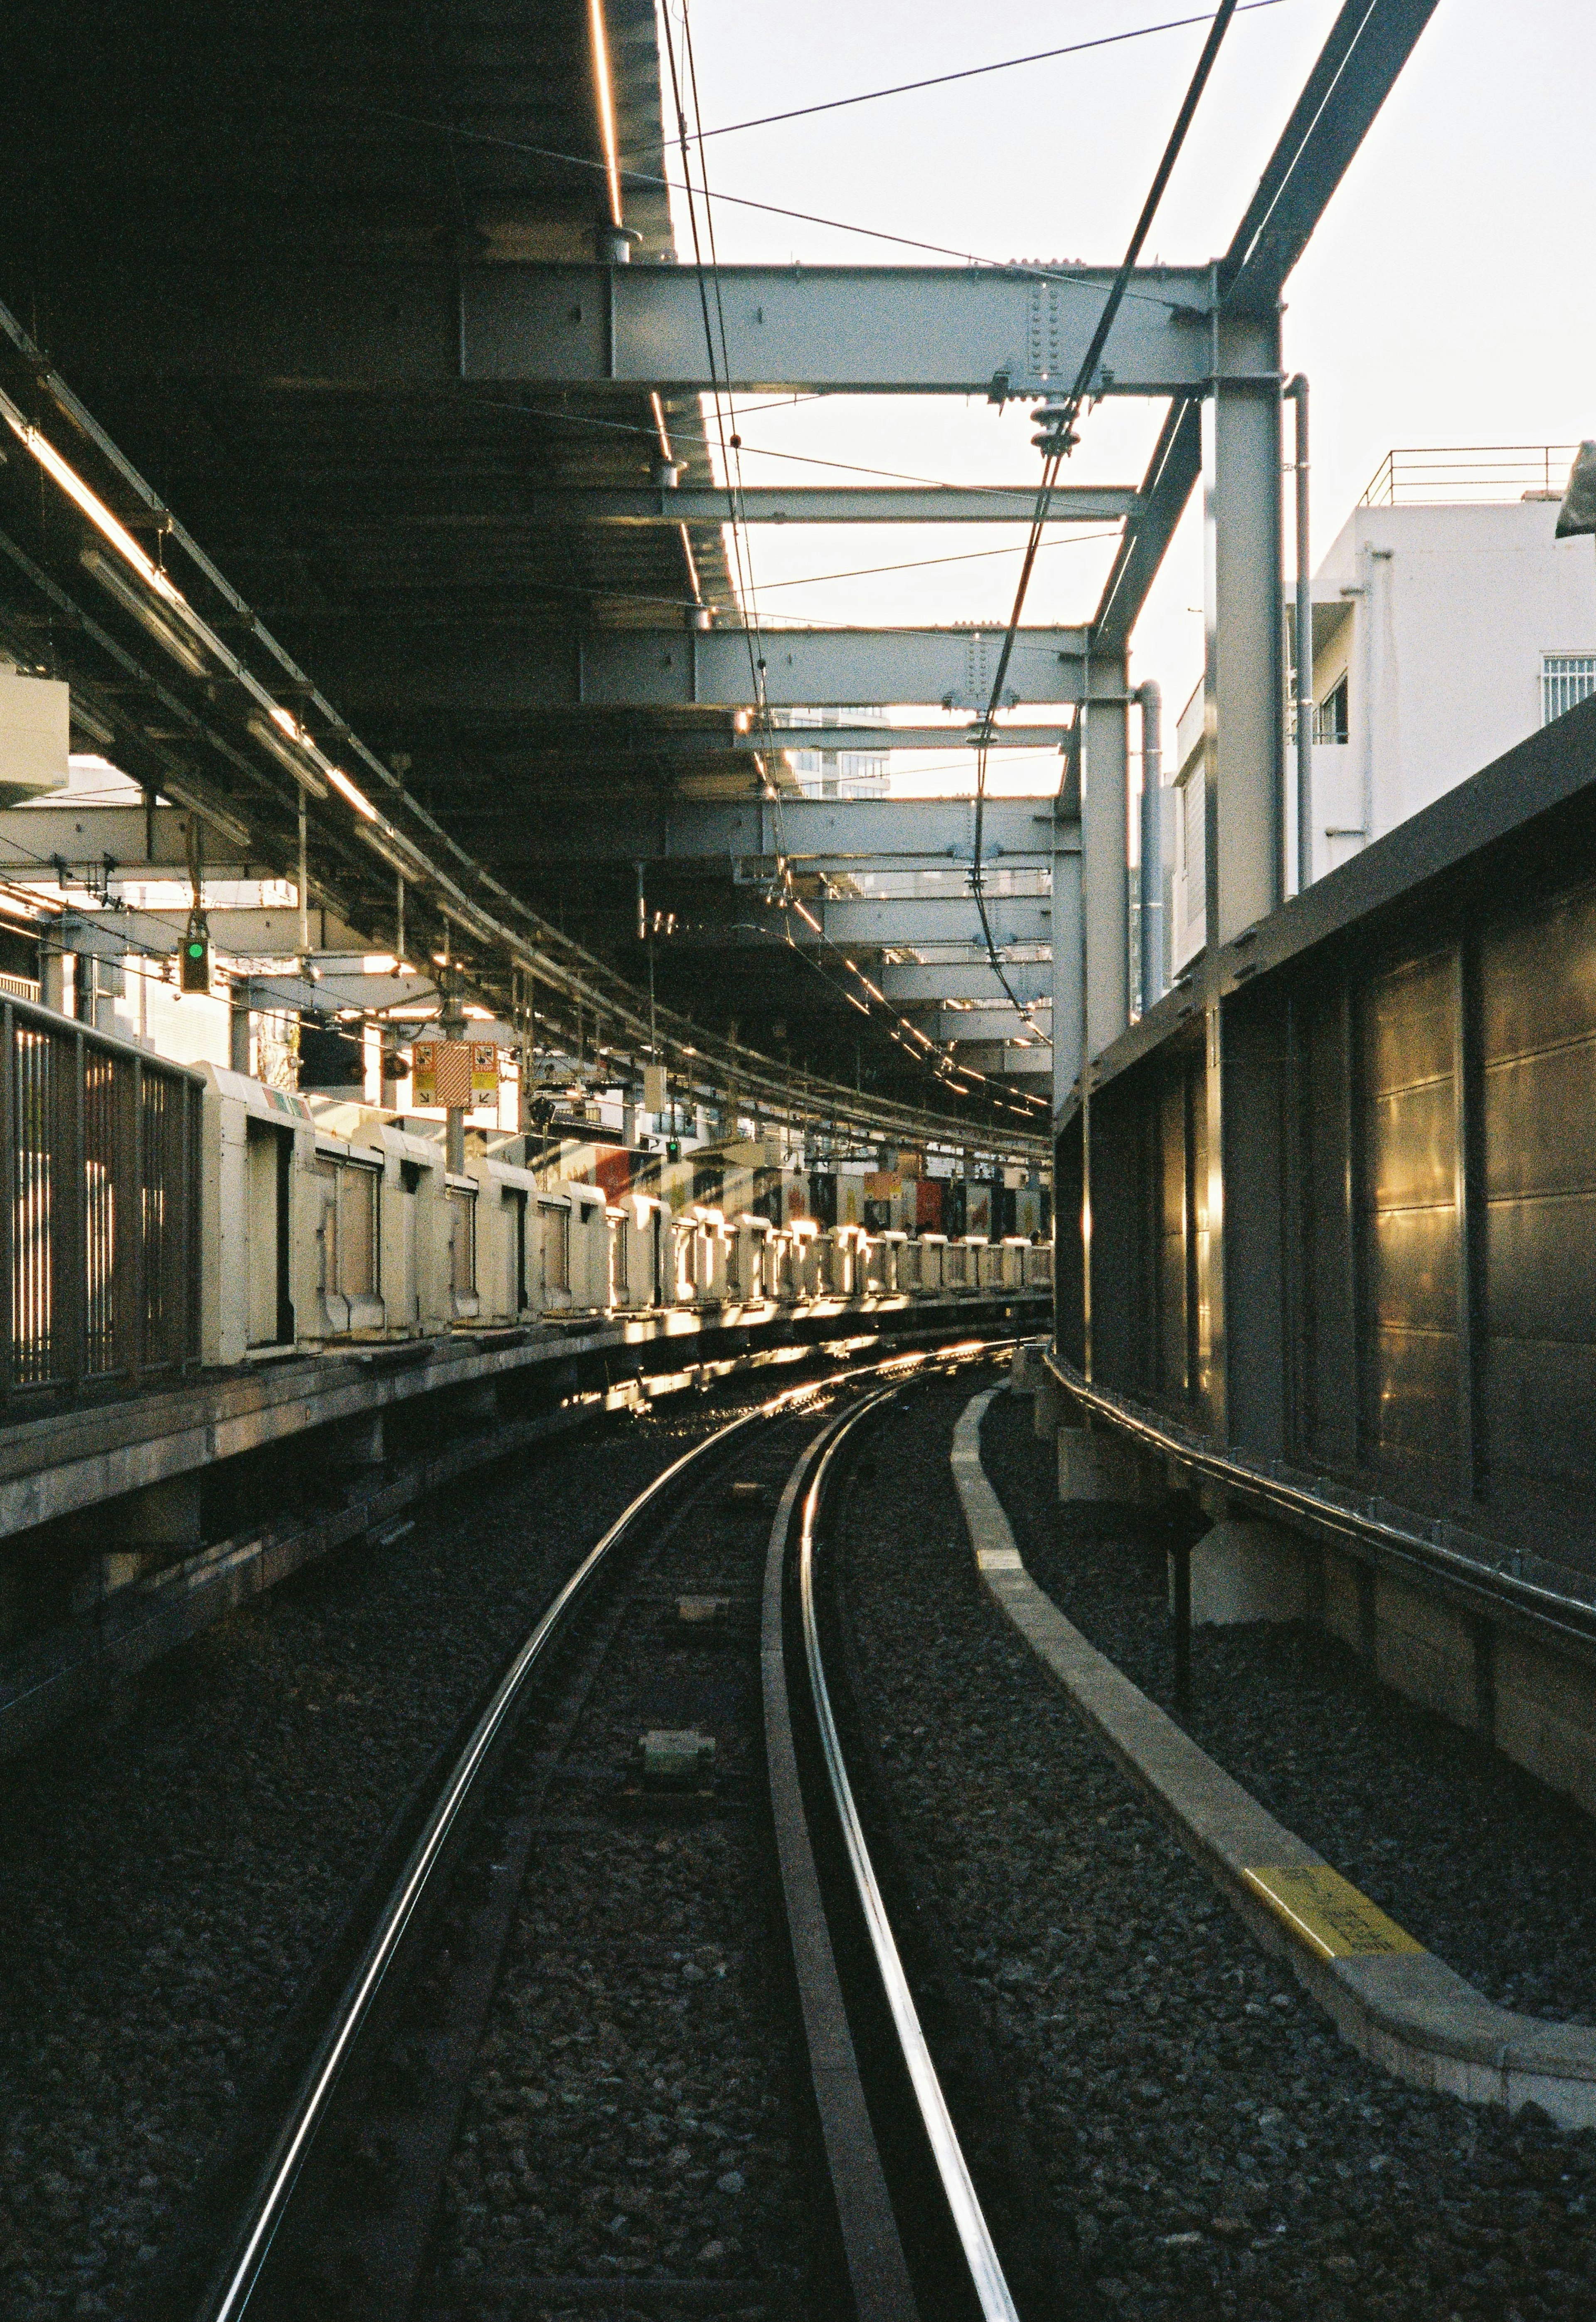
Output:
1241,1865,1426,1960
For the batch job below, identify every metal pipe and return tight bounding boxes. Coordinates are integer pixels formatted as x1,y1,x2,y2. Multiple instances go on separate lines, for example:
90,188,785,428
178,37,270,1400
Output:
297,792,309,960
1137,678,1163,1010
1285,375,1312,894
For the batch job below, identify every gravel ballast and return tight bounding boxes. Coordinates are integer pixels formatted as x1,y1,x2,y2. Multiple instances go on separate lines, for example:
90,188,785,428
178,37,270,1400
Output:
840,1368,1596,2320
980,1393,1596,2028
426,1410,830,2319
0,1381,810,2322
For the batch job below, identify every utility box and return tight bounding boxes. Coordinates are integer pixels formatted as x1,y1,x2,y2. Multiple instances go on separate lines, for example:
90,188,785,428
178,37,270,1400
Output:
445,1171,480,1323
375,1124,451,1336
917,1232,949,1293
611,1190,668,1310
729,1212,773,1302
469,1152,538,1325
199,1066,320,1365
307,1128,387,1340
0,668,70,801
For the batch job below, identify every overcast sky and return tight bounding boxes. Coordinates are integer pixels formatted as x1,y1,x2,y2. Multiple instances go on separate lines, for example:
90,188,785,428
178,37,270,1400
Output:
667,0,1596,794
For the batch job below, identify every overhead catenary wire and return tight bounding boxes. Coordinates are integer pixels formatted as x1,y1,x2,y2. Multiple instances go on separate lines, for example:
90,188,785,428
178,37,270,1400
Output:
332,99,1207,302
682,0,1288,143
969,0,1242,1048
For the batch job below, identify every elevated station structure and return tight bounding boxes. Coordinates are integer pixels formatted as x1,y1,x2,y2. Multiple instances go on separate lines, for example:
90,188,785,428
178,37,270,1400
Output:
30,0,1596,1774
0,0,1441,1158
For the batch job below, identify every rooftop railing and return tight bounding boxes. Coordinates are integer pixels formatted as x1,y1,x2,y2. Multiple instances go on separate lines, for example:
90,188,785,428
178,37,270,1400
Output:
1360,444,1580,508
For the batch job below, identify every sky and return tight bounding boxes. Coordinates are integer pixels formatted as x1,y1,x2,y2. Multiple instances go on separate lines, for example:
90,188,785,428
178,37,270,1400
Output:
665,0,1596,795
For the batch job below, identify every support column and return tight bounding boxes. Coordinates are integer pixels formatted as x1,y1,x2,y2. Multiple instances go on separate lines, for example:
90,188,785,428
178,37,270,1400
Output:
1050,811,1083,1117
1081,683,1130,1061
1198,315,1285,1444
1202,323,1284,950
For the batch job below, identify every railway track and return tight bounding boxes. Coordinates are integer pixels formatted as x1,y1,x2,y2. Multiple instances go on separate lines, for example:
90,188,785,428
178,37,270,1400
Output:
150,1341,1027,2322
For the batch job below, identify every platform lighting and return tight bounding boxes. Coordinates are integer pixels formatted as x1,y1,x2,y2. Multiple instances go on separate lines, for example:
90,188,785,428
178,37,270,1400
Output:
588,0,624,229
246,715,329,799
79,549,209,677
323,764,379,821
2,395,189,616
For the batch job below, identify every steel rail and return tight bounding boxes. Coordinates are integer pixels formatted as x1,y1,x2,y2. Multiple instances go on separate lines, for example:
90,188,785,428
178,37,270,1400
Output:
195,1368,843,2322
194,1336,1014,2322
798,1397,1023,2322
1044,1350,1596,1659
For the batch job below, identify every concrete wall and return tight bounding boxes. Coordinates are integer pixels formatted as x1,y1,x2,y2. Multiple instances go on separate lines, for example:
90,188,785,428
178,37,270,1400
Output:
1311,499,1596,861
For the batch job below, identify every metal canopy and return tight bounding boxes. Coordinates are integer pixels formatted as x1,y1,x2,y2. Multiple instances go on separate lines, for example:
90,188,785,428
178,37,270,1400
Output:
0,0,1442,1136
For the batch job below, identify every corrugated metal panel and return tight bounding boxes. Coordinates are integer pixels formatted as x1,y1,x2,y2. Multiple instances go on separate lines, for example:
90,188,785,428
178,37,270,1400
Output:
1359,951,1460,1481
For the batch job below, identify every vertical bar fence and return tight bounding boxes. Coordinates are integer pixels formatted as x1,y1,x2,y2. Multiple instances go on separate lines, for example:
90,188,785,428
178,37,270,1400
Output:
0,1000,202,1411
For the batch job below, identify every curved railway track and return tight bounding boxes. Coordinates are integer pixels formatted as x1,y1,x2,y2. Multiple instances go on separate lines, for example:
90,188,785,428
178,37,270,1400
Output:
153,1341,1026,2322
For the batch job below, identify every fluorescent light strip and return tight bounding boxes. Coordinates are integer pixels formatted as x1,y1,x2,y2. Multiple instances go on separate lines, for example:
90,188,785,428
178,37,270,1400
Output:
2,396,185,611
589,0,624,229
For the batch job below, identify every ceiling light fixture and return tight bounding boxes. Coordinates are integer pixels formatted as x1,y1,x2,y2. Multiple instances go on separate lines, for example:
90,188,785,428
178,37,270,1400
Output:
79,549,209,677
246,715,329,799
588,0,624,229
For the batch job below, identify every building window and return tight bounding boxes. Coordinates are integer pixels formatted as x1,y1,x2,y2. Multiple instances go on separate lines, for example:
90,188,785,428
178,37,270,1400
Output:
1313,674,1349,745
1542,654,1596,725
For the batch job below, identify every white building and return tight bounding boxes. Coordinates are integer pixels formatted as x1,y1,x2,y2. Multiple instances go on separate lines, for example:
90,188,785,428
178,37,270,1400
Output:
1168,446,1596,973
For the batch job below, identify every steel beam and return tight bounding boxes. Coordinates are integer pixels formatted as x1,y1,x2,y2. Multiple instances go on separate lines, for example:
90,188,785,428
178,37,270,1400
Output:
83,263,1256,398
330,627,1097,715
932,1005,1053,1044
377,486,1141,527
1087,2,1440,660
482,796,1060,868
1203,329,1285,948
1053,800,1084,1112
771,726,1068,755
800,895,1051,947
881,961,1051,1006
1221,0,1442,317
1081,690,1131,1061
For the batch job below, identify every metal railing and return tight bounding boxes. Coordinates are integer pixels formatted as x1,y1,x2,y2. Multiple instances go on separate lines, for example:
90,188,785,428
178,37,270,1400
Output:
2,998,202,1403
1360,444,1579,507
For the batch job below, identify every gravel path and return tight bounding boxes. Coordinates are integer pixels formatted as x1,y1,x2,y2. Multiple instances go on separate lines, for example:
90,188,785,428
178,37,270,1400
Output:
841,1367,1596,2321
426,1412,829,2319
980,1392,1596,2027
0,1381,805,2322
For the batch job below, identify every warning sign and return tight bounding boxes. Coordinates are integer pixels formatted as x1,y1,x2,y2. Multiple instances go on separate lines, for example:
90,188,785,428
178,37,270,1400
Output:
411,1039,498,1110
1241,1866,1425,1960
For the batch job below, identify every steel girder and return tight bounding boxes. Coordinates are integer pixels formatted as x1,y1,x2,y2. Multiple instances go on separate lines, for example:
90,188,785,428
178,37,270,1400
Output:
72,263,1259,399
0,794,1066,881
326,485,1142,526
328,626,1102,715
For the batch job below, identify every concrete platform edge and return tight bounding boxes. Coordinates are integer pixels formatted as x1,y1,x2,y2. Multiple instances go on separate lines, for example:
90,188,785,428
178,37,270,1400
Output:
951,1386,1596,2130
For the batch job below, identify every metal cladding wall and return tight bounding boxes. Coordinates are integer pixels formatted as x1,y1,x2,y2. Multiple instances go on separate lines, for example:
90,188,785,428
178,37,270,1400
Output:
1059,692,1596,1566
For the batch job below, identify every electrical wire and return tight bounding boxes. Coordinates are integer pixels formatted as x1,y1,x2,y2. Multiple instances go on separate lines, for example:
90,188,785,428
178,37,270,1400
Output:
331,98,1199,303
749,527,1123,594
969,0,1241,1051
681,1,1287,142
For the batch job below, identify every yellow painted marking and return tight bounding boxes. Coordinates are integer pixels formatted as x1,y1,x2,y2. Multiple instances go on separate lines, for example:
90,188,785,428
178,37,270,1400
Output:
977,1547,1023,1571
1241,1866,1426,1960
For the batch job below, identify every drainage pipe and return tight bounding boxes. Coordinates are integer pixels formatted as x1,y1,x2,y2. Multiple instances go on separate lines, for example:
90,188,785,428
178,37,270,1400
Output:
1285,375,1313,895
1137,678,1163,1011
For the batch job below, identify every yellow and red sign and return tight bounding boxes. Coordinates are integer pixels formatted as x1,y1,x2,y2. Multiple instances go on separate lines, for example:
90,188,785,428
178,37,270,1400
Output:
411,1039,500,1111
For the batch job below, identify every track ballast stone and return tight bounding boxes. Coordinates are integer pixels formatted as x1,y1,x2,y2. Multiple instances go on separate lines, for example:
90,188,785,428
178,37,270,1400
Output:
0,1385,796,2322
839,1369,1596,2320
980,1393,1596,2027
